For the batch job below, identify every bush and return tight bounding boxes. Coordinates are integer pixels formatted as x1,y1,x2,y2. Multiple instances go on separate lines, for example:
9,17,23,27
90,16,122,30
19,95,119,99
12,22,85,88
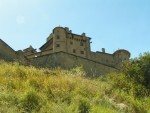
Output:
78,98,90,113
120,52,150,94
20,90,41,112
106,73,148,97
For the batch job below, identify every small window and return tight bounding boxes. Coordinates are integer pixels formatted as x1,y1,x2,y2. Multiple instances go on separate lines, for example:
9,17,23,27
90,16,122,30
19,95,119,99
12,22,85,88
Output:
80,51,84,54
56,44,60,47
70,41,73,45
73,49,76,53
57,35,60,39
80,42,84,46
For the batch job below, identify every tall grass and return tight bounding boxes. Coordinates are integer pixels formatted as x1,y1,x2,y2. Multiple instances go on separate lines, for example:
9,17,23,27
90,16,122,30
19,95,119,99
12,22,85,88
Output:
0,61,150,113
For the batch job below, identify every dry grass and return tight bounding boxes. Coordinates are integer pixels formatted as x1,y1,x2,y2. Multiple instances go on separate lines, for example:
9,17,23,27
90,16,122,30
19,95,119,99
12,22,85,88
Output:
0,61,150,113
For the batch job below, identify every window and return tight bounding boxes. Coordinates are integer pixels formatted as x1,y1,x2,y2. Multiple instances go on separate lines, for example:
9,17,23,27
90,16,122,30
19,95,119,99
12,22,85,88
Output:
57,35,60,39
56,44,60,47
80,42,84,46
80,51,84,54
73,49,76,53
70,41,73,45
31,50,35,53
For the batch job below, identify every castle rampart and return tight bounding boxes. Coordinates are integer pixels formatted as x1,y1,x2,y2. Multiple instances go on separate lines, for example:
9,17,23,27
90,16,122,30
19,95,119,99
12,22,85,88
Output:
0,26,130,75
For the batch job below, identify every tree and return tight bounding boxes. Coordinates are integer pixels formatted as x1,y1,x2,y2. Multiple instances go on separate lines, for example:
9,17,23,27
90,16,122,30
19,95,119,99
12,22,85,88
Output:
121,52,150,90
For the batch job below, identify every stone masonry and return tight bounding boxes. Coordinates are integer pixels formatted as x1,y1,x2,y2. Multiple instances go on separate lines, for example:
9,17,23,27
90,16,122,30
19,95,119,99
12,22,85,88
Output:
0,26,130,76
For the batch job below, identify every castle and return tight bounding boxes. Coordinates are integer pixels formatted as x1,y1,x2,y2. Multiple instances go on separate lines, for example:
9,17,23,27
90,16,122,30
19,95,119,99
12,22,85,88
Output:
0,26,130,76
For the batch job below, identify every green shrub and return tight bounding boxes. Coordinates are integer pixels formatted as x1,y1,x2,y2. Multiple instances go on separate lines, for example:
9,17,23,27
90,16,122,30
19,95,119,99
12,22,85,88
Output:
20,90,41,112
121,52,150,91
7,80,16,90
78,98,90,113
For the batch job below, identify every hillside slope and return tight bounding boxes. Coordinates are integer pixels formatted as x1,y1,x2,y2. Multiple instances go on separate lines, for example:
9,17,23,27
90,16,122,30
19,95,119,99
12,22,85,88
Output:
0,61,150,113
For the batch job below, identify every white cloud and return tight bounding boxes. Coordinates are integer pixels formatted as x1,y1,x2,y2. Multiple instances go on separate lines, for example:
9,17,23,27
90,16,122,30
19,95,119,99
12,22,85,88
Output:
16,16,25,24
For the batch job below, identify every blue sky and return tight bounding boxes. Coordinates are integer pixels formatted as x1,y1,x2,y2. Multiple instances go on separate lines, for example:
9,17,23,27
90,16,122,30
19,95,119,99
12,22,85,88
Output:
0,0,150,58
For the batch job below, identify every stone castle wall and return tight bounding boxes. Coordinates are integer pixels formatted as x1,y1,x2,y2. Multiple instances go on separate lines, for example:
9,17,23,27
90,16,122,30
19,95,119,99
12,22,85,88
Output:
29,51,117,76
0,26,130,76
0,39,17,61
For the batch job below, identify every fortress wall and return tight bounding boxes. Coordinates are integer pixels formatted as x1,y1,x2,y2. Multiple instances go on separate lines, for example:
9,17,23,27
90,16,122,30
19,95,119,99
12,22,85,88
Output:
26,49,53,59
30,52,117,76
0,40,17,61
90,52,115,66
44,41,53,50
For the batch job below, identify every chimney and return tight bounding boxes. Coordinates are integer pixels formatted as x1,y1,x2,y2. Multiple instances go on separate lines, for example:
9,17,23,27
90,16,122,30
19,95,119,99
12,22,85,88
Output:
69,30,72,33
102,48,105,53
82,32,86,36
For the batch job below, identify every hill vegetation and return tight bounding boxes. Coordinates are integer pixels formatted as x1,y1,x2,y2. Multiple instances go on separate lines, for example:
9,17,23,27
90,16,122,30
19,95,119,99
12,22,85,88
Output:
0,52,150,113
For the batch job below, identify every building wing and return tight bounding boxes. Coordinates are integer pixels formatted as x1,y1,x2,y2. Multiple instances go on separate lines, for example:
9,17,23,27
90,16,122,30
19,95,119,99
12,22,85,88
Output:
0,39,17,61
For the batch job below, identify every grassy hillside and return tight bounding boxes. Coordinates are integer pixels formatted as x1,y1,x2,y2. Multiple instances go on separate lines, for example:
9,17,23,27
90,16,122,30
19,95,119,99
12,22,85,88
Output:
0,61,150,113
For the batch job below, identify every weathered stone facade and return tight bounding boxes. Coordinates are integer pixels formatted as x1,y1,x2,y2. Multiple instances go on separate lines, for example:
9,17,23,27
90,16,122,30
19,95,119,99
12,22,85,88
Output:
0,26,130,75
29,51,117,76
0,39,17,61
